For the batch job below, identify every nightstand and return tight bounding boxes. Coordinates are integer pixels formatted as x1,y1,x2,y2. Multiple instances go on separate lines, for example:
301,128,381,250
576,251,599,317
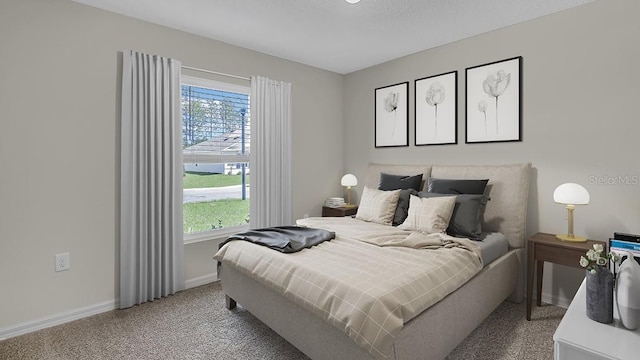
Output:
322,206,358,217
526,232,606,321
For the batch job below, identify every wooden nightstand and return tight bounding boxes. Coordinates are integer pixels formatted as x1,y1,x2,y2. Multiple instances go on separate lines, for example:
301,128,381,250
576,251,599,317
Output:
322,206,358,217
526,232,606,320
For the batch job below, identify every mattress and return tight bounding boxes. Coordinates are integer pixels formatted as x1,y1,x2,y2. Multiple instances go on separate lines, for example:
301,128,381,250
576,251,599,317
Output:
216,217,483,359
475,232,509,266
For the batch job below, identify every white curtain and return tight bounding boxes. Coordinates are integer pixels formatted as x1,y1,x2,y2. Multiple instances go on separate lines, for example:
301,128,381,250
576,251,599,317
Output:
120,50,184,309
249,76,293,228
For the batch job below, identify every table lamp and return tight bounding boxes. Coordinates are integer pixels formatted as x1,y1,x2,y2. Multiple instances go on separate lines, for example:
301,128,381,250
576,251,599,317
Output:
553,183,590,242
341,174,358,207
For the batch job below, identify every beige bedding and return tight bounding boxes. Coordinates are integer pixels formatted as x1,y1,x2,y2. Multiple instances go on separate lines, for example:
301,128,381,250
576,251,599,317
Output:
214,217,482,359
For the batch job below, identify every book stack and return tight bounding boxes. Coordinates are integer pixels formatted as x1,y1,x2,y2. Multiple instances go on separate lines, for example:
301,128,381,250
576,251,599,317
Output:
610,232,640,269
324,197,345,208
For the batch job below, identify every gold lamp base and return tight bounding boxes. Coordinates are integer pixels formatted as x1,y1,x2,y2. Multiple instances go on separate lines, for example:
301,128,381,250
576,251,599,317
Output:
556,234,587,242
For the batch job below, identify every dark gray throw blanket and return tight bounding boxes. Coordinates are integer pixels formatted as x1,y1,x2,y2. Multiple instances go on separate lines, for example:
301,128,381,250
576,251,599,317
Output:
219,226,335,253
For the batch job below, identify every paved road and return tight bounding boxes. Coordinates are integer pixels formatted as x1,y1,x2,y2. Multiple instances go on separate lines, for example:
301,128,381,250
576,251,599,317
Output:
183,185,250,203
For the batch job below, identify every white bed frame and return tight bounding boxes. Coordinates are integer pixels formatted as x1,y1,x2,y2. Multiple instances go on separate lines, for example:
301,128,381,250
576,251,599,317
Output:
220,163,532,360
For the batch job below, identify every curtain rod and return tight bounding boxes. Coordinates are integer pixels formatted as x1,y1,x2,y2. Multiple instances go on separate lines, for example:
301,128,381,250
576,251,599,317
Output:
181,65,250,81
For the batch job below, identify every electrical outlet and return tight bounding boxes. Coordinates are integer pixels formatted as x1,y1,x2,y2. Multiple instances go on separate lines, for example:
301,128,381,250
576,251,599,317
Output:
55,252,70,272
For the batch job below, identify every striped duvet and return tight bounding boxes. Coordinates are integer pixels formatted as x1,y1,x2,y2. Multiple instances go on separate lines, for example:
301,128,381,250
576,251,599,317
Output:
214,217,482,359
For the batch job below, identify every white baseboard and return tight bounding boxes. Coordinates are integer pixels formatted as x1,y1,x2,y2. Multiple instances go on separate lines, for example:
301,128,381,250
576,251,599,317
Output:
0,273,219,341
0,300,117,341
531,291,572,309
1,273,559,341
185,272,218,289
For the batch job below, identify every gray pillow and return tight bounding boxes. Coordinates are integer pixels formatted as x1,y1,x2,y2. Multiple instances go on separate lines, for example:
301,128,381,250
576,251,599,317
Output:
417,192,488,240
392,189,417,226
427,178,488,195
379,173,423,191
378,173,422,226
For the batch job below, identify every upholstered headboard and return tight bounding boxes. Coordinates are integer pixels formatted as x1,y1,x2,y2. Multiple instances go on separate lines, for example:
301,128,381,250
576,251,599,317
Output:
365,163,531,249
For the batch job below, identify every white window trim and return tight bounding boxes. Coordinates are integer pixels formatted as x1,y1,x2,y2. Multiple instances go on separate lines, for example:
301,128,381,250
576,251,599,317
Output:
182,75,250,94
183,224,250,245
181,75,251,243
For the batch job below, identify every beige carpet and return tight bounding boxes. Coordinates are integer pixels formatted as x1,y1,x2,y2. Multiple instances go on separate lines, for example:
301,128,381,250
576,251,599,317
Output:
0,282,565,360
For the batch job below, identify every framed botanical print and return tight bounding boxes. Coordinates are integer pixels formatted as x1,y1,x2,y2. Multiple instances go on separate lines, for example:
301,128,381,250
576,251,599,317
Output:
375,82,409,148
465,56,522,143
415,71,457,145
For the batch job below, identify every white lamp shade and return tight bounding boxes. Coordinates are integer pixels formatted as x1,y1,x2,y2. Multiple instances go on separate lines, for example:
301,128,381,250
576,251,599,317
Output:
553,183,590,205
345,0,360,3
341,174,358,187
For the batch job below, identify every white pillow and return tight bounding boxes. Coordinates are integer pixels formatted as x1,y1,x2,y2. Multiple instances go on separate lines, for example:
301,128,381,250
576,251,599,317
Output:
398,194,456,234
355,187,401,225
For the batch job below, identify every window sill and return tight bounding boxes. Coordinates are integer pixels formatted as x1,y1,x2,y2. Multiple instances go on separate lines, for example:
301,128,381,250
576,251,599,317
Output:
183,225,249,245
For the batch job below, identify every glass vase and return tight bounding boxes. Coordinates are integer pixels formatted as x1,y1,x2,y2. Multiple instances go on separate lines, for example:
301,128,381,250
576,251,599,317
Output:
585,266,614,324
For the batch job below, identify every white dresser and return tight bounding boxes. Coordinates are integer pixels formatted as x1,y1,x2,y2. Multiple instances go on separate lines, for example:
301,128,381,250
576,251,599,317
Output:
554,279,640,360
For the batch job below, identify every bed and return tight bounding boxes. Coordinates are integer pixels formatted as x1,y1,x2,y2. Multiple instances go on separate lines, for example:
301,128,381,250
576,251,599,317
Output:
215,163,531,360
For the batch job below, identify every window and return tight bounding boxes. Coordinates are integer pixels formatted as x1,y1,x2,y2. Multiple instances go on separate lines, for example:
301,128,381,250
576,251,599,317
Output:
181,75,250,242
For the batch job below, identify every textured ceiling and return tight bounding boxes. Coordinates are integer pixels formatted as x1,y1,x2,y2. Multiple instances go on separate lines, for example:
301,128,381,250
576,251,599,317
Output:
74,0,594,74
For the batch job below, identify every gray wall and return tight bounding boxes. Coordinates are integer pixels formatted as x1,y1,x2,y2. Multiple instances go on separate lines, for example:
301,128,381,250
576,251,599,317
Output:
2,0,639,333
344,0,640,306
0,0,343,329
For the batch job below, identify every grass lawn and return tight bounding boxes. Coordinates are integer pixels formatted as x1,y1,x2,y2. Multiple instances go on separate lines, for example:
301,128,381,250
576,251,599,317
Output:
183,199,249,233
184,172,250,189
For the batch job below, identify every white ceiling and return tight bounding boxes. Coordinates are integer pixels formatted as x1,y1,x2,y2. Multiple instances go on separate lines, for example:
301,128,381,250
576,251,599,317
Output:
74,0,594,74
